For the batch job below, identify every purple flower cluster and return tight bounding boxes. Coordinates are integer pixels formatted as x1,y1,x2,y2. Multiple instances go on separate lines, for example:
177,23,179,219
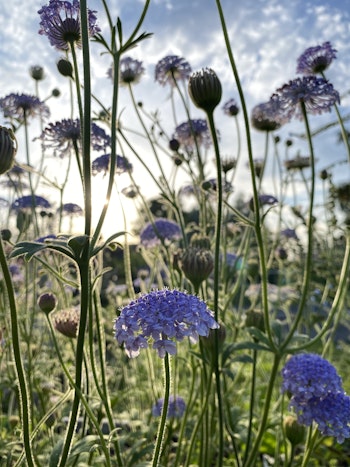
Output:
222,98,239,117
92,154,132,176
173,119,212,150
281,353,350,443
152,395,186,418
297,42,337,75
140,218,182,248
11,195,51,211
0,93,50,121
155,55,192,87
114,288,219,358
251,100,283,132
38,119,110,157
38,0,100,51
272,76,340,120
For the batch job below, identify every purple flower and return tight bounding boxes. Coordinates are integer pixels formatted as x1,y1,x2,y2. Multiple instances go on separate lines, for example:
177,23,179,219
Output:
297,42,337,75
173,119,212,150
38,0,100,51
11,195,51,211
37,119,110,157
251,100,283,132
293,392,350,444
281,228,298,240
271,76,340,121
222,98,239,116
152,395,186,418
281,353,343,402
60,203,83,215
140,218,182,248
114,288,219,358
0,93,50,121
155,55,192,87
108,57,145,85
92,154,132,176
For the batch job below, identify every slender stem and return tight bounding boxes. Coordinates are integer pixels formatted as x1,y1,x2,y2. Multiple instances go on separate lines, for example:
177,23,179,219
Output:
152,353,171,467
0,238,35,467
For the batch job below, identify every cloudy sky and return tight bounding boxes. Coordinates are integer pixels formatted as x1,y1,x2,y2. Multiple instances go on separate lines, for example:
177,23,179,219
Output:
1,0,350,235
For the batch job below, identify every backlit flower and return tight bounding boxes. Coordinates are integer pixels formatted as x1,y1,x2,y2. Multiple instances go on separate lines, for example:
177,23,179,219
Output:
140,218,182,248
251,100,282,132
114,288,219,358
272,76,340,120
173,119,212,150
152,395,186,418
60,203,83,215
92,154,132,176
223,98,239,116
11,195,51,211
155,55,192,87
108,57,145,85
38,0,100,51
0,93,50,121
38,119,110,157
297,42,337,75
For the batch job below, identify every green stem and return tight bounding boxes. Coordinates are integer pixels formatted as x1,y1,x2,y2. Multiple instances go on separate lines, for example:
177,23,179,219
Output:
0,238,35,467
152,353,171,467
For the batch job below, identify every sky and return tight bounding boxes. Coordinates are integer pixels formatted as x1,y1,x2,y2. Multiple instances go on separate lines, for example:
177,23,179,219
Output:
1,0,350,236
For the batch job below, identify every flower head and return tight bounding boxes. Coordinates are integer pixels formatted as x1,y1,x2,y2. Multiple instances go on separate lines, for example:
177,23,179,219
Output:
60,203,83,215
223,98,239,116
108,57,145,85
92,154,132,176
38,119,110,157
272,76,340,120
155,55,192,87
0,126,17,175
140,218,182,248
11,195,51,211
284,156,311,171
297,42,337,75
188,68,222,113
173,119,212,150
152,395,186,418
251,100,283,132
281,353,343,402
114,288,219,358
53,307,79,338
0,93,50,121
38,0,100,51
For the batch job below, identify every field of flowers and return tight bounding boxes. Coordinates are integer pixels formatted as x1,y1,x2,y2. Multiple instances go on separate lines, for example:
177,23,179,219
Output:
0,0,350,466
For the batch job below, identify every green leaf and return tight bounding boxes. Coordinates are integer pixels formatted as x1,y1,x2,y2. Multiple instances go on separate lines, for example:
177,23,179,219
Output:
91,231,126,256
9,240,74,262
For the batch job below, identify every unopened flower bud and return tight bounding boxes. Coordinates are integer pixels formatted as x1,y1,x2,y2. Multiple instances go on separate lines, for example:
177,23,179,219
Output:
181,247,214,289
169,138,180,151
1,229,12,242
283,415,305,446
57,58,73,78
52,88,61,97
245,309,265,332
53,308,79,338
188,68,222,113
30,65,45,81
190,234,211,250
38,292,57,314
0,126,17,175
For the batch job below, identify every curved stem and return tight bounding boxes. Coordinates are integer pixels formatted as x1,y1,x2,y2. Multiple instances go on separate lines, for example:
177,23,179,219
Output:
0,238,35,467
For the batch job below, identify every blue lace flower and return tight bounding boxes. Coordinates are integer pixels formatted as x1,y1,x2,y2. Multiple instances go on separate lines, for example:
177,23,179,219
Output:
251,100,283,132
60,203,83,215
0,93,50,121
173,119,212,150
272,76,340,121
281,353,343,402
222,98,239,116
38,119,110,157
108,57,145,85
114,289,219,358
140,218,182,248
290,392,350,444
92,154,132,176
152,395,186,418
11,195,51,211
297,42,337,75
38,0,100,51
155,55,192,87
